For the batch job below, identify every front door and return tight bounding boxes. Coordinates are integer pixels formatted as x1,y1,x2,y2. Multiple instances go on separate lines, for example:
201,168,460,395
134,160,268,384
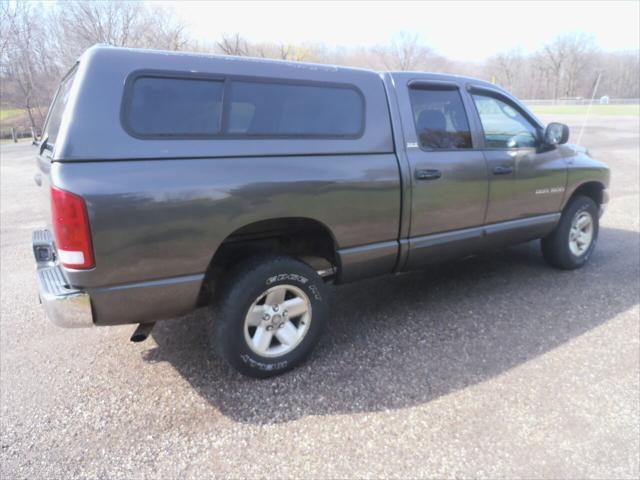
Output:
469,91,567,224
397,81,490,268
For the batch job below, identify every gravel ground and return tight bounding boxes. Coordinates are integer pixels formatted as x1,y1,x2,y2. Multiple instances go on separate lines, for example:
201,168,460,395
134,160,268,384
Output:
1,115,639,479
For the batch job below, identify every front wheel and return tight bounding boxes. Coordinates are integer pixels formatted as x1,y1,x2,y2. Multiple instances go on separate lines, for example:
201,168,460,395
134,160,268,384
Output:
210,255,330,378
541,195,599,270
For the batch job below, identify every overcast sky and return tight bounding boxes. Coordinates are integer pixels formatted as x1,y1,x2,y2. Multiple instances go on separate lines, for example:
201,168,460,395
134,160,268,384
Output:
154,0,639,62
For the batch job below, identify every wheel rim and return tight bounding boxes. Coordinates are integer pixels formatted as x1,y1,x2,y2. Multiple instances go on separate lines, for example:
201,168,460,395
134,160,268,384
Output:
243,284,312,358
569,211,594,256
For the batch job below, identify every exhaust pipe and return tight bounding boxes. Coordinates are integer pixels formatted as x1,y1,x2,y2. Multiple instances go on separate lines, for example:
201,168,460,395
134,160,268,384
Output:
130,322,155,343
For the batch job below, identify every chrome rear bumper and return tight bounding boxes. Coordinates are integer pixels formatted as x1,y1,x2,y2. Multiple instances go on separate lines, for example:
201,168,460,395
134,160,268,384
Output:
33,230,94,328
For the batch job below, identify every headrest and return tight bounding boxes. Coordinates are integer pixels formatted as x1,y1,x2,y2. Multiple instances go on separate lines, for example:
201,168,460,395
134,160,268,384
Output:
417,110,446,132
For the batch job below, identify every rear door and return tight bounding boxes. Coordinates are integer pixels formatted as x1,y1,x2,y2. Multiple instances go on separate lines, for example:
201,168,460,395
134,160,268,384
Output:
393,77,490,268
468,88,567,224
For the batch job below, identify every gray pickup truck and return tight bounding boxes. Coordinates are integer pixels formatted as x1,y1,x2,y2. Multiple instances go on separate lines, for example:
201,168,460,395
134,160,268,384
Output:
33,46,610,377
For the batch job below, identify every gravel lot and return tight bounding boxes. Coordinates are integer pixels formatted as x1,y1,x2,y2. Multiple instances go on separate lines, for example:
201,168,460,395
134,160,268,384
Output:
1,115,639,479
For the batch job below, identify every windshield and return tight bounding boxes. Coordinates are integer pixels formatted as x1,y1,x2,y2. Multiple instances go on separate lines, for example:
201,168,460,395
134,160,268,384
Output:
42,65,78,150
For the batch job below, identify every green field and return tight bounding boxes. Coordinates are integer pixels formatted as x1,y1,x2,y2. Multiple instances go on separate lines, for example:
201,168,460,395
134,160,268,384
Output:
0,108,25,123
0,138,31,145
528,104,639,116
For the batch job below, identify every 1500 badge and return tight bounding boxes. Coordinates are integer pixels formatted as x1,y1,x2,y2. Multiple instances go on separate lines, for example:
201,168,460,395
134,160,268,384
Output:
535,186,565,195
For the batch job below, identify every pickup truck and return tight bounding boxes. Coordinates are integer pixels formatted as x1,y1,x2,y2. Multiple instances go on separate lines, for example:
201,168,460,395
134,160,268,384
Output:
33,46,610,377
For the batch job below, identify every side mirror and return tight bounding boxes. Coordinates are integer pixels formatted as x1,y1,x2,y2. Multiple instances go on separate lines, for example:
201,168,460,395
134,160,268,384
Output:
544,122,569,145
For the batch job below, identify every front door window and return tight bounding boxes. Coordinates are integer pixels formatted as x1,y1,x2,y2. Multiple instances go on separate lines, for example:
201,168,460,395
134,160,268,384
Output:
472,94,539,149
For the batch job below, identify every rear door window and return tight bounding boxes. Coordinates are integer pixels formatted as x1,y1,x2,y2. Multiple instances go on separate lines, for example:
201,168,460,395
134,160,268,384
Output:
408,87,472,150
225,81,363,137
126,76,224,137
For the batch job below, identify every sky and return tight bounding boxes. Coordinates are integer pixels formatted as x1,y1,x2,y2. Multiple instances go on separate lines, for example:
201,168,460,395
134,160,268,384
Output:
155,0,640,62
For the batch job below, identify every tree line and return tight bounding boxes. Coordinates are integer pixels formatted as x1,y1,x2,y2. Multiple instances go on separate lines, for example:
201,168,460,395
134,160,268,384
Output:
1,1,638,132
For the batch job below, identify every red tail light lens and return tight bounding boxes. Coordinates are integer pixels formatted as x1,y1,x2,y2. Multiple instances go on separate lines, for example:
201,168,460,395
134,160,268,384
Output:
50,186,94,269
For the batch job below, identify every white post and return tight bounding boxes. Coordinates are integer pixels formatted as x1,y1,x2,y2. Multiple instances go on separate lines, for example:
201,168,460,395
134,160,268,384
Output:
576,72,602,147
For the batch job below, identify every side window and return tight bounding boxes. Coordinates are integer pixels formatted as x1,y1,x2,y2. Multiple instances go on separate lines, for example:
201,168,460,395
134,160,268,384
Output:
226,81,363,137
43,67,77,148
126,77,224,137
472,94,539,148
408,87,472,150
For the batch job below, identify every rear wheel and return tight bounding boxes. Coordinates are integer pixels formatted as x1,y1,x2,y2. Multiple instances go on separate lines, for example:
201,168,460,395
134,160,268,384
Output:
210,255,330,378
541,195,599,270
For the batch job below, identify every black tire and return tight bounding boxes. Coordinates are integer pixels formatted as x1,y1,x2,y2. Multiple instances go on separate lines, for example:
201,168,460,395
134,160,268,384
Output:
541,195,599,270
210,255,330,378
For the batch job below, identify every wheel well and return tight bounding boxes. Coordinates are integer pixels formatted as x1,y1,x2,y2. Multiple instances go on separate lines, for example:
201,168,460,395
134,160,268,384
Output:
568,181,605,207
198,217,338,305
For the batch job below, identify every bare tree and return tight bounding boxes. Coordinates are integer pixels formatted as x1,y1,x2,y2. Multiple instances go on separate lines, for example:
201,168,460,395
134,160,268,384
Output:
217,33,249,56
267,43,315,61
375,32,430,71
215,33,320,63
541,36,570,99
139,5,191,51
0,2,15,63
50,1,143,66
50,1,190,68
486,49,523,92
538,33,596,99
597,50,640,99
249,41,291,59
0,1,53,130
562,34,597,98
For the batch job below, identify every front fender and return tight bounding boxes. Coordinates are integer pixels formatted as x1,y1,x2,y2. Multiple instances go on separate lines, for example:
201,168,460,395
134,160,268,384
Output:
559,144,610,210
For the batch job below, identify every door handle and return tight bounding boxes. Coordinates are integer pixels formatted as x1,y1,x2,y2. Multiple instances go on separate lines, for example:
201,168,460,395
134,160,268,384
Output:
415,169,442,180
493,165,513,175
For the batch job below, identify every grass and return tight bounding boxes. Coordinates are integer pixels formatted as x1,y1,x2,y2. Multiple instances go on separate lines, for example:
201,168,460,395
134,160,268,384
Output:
0,137,31,145
528,104,639,116
0,108,26,123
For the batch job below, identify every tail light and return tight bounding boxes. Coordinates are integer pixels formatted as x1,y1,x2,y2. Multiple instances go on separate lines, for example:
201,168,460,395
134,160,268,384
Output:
50,186,94,269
